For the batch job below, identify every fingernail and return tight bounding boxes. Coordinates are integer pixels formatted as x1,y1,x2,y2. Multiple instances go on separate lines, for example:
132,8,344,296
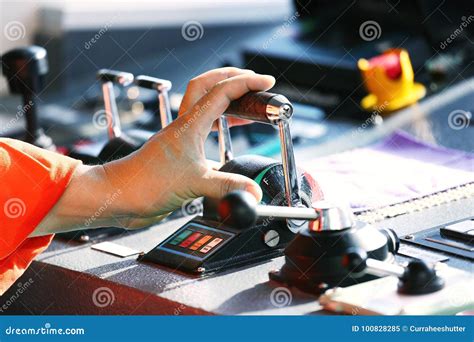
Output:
245,184,263,202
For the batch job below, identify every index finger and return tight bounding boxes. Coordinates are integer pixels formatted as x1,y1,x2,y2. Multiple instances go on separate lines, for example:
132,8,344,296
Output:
179,67,255,116
184,73,276,131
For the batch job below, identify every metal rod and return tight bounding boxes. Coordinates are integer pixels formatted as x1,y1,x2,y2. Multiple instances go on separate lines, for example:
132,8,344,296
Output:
158,88,173,128
217,116,234,164
255,205,318,220
278,120,300,207
365,258,405,278
102,81,122,139
23,92,40,142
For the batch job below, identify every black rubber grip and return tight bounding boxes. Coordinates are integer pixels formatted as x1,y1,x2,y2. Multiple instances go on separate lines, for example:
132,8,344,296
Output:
97,69,133,84
225,91,279,124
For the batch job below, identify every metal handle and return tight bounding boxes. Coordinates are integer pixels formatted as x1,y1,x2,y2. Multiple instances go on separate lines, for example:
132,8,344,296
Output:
97,69,134,140
217,116,233,164
225,92,293,124
101,82,122,139
222,91,300,208
135,75,173,127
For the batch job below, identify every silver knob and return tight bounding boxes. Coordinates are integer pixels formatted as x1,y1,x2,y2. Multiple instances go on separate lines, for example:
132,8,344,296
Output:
309,201,355,232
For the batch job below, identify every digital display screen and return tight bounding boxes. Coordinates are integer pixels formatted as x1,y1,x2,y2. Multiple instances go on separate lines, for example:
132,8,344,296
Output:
158,223,234,260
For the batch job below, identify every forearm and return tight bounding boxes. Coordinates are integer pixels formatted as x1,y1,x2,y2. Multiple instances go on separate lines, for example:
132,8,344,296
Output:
31,163,135,236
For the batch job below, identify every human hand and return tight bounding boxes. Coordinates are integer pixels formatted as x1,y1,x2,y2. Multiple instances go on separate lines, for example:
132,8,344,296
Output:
104,68,275,226
34,68,275,234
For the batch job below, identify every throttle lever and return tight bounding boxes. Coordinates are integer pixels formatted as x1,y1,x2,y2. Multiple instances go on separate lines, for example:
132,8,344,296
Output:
217,190,319,229
222,92,300,209
344,248,445,295
97,69,134,139
134,75,173,128
225,92,293,124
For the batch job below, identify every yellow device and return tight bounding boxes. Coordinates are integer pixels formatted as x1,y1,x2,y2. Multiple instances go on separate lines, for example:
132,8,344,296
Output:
358,48,426,114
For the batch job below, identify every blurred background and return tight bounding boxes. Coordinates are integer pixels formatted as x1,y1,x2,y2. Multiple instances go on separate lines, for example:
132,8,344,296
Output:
1,0,473,161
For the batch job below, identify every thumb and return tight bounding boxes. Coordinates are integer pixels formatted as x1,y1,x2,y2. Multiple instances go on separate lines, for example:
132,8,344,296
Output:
199,170,263,201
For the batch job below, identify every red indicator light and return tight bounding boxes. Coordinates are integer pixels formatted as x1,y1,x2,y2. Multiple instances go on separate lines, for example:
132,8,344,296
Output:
179,232,202,248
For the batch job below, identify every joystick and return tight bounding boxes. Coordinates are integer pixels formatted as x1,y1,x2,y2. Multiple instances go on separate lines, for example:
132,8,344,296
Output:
219,191,444,296
343,249,445,295
1,46,56,150
230,192,445,295
140,91,323,274
134,75,173,128
96,69,141,162
247,196,401,293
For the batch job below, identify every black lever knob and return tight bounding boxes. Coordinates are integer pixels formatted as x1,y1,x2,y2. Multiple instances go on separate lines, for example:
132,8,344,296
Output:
343,248,445,295
97,69,133,86
2,45,48,94
217,190,322,229
218,191,258,229
225,92,292,125
1,46,54,150
398,259,445,295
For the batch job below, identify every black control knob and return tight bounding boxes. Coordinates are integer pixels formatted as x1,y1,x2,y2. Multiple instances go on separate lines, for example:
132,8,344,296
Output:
342,248,445,295
218,190,258,229
398,259,445,295
342,247,368,274
1,46,55,149
2,46,48,94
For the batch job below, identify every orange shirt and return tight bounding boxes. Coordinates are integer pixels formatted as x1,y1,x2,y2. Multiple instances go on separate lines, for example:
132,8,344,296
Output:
0,138,81,295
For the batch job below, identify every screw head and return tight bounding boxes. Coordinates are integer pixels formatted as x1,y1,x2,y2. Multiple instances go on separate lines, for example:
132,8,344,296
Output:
80,235,90,242
263,230,280,247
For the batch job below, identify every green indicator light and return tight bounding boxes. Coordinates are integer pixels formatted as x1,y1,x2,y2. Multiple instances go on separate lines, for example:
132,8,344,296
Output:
169,230,193,245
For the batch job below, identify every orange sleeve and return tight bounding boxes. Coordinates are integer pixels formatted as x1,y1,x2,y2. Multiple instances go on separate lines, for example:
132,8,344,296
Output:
0,138,82,294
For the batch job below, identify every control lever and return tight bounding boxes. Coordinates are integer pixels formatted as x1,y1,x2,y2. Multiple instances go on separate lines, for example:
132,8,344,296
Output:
97,69,133,139
217,117,233,164
227,189,404,293
134,75,173,128
1,46,56,150
139,92,323,275
223,92,300,208
97,69,141,162
344,248,445,295
217,190,318,229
